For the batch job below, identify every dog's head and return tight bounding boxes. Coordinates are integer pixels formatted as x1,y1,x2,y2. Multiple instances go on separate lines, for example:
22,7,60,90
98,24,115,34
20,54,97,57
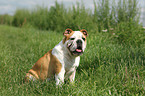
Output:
63,28,88,56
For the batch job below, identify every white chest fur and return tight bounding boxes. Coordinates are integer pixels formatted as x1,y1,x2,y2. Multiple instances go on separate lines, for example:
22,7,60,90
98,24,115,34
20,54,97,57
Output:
52,41,80,71
52,41,80,85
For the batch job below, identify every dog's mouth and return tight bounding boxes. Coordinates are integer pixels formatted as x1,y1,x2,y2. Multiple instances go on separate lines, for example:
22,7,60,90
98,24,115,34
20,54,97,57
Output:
72,46,83,56
67,43,83,56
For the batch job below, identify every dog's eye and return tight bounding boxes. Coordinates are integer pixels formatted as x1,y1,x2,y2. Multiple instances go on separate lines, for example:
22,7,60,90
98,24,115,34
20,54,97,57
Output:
70,38,75,40
82,37,86,41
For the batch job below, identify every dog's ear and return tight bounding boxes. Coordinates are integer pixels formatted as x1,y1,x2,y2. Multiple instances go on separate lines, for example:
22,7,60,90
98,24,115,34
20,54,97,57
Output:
63,28,73,36
80,29,88,37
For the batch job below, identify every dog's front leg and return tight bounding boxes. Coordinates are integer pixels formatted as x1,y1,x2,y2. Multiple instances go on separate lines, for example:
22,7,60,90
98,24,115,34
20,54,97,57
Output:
69,69,76,82
55,68,65,85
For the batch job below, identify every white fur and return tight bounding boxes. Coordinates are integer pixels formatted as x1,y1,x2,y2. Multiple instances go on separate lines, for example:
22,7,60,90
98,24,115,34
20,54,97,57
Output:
69,31,86,52
52,41,80,85
52,31,86,85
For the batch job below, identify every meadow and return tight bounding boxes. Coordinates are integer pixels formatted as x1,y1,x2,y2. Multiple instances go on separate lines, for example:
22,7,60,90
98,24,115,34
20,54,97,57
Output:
0,0,145,95
0,25,145,95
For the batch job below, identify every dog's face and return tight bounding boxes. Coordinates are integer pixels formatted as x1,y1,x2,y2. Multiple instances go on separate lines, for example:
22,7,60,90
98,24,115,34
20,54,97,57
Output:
63,28,88,56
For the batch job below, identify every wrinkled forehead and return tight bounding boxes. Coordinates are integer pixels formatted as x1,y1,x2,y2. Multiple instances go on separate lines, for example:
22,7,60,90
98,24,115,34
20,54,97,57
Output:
70,31,84,38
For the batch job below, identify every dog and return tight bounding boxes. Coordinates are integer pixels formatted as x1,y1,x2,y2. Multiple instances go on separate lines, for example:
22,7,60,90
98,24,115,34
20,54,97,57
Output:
25,28,88,85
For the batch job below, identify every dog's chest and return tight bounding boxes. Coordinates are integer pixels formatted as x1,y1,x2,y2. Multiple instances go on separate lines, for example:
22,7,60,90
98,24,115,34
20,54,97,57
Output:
52,41,80,70
64,55,80,70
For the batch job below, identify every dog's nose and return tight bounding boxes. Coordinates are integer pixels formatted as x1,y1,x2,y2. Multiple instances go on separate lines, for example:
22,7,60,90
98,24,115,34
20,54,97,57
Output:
76,39,82,45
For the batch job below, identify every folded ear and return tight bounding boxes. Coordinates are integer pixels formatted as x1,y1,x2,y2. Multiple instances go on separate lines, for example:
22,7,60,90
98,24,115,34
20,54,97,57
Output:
63,28,73,36
80,29,88,37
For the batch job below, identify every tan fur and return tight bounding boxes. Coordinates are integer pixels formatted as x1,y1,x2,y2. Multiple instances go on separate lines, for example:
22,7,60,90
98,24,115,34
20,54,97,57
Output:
63,31,75,44
63,31,87,44
25,29,88,83
25,49,62,82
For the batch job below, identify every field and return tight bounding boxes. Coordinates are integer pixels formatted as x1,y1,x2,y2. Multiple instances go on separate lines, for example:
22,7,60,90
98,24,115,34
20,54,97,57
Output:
0,25,145,95
0,0,145,95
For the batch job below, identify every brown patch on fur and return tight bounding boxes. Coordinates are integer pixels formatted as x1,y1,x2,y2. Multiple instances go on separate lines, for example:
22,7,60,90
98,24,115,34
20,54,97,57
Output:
63,28,73,36
80,29,88,44
80,29,88,37
63,31,75,44
25,49,62,82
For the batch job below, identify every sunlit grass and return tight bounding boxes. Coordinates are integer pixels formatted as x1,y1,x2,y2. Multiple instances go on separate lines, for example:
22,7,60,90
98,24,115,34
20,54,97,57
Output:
0,25,144,95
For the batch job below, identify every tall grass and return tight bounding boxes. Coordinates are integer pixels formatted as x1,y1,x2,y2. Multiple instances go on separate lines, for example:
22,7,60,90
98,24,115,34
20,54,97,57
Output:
12,9,30,27
0,14,13,25
0,0,144,45
0,0,145,95
8,0,141,31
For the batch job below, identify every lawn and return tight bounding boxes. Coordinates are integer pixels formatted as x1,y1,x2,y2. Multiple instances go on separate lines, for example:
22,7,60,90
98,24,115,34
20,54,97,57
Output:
0,25,145,95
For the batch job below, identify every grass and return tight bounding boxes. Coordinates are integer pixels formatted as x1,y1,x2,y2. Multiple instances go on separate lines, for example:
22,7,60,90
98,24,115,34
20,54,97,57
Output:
1,0,141,32
0,25,145,95
1,0,144,45
0,0,144,95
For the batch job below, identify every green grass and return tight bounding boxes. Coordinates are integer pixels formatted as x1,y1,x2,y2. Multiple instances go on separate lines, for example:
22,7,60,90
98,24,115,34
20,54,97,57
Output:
1,0,144,45
1,0,141,32
0,25,145,95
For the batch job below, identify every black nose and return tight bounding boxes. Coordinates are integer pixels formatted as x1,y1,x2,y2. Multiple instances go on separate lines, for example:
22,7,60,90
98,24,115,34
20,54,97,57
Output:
76,39,82,45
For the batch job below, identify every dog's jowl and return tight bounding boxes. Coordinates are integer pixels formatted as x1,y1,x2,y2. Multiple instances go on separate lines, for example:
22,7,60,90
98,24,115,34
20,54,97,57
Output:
25,28,88,85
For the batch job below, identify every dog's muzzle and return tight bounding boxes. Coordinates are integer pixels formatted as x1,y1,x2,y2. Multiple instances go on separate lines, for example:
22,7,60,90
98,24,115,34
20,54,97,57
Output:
68,39,83,56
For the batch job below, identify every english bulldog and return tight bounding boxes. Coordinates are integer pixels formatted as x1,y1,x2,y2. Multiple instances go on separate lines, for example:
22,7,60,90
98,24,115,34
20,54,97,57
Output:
25,28,88,85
